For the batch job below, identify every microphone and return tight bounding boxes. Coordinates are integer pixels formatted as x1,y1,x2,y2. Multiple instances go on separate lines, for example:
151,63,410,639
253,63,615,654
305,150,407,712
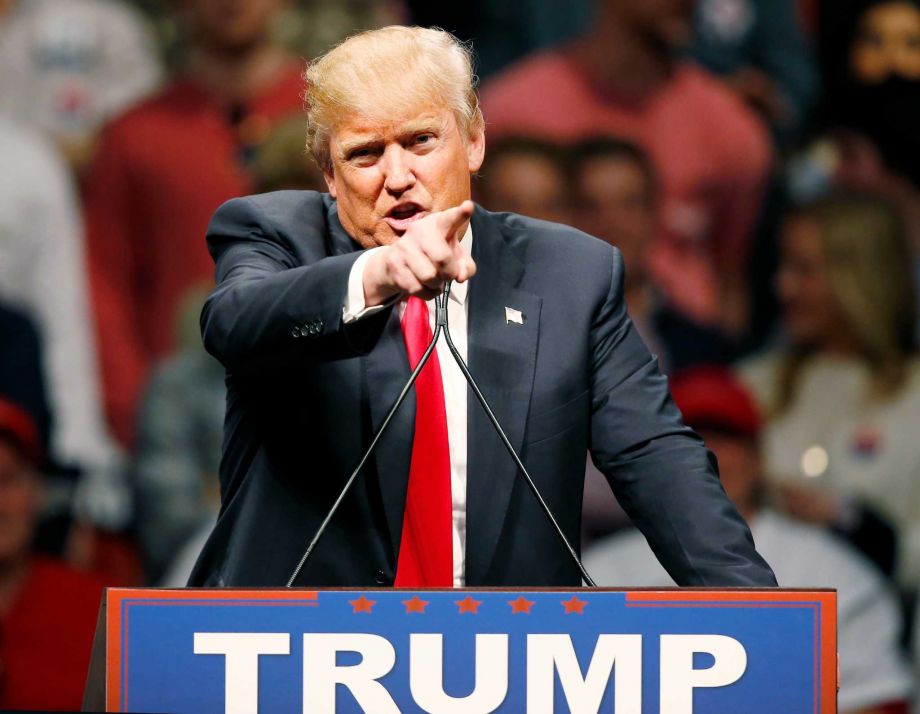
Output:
286,282,596,587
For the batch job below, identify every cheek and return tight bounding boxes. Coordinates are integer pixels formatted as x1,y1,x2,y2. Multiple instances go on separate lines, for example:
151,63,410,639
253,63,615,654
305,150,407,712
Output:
903,40,920,76
429,157,472,204
799,272,836,313
851,44,886,81
334,172,378,209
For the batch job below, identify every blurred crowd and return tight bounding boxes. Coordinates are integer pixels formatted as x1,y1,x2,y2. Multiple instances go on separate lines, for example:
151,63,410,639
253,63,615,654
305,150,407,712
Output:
0,0,918,709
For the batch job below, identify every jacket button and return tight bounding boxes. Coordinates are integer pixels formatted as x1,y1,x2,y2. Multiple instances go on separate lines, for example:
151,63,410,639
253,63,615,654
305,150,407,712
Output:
291,326,301,338
299,325,310,337
316,318,324,331
374,569,388,585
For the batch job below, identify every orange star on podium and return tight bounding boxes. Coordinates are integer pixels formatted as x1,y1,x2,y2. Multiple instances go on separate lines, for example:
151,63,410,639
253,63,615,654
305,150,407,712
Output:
349,595,376,613
561,596,588,614
402,596,429,613
508,596,535,614
455,595,483,614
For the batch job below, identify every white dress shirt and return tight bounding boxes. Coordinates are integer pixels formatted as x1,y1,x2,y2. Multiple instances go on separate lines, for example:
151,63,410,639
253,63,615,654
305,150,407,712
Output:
343,226,473,587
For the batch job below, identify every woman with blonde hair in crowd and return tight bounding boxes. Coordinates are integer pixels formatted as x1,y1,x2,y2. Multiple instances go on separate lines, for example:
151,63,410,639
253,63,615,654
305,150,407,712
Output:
739,192,920,590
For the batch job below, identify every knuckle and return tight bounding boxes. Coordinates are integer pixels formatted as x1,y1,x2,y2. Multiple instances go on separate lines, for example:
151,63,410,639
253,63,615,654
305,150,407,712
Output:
383,248,403,269
419,265,438,284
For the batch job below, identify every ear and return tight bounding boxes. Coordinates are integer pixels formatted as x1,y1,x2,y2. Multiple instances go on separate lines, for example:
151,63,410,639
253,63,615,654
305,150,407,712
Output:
324,170,337,198
466,124,486,174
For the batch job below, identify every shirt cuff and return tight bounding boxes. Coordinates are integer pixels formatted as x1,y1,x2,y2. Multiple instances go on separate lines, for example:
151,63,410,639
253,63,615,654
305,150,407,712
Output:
343,247,397,323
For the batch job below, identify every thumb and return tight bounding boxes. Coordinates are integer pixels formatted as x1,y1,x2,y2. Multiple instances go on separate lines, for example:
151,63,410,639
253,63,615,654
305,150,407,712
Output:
436,200,474,243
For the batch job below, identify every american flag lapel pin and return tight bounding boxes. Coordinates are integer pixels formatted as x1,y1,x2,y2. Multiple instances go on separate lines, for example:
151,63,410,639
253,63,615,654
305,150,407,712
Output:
505,306,524,325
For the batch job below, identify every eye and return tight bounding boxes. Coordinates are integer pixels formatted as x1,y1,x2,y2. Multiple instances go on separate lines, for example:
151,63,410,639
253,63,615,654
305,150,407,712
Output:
347,146,380,164
414,133,435,146
859,30,884,48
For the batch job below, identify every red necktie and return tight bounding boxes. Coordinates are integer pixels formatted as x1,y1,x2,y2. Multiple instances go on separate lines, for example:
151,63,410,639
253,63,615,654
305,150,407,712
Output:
394,296,453,586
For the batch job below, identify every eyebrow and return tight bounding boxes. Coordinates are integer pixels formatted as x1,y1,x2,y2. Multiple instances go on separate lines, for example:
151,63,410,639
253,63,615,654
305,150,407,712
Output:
335,131,380,156
336,116,448,158
397,117,447,137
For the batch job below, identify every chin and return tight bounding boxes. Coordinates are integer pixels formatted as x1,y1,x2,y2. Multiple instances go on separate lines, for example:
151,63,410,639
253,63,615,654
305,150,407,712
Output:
787,326,822,349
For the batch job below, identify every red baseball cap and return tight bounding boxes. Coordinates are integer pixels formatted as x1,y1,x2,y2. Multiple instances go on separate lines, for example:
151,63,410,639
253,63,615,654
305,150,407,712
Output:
0,396,43,465
669,366,762,439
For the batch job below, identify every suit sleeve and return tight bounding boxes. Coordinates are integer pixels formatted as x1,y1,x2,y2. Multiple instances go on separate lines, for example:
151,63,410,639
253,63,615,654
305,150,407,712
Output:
588,247,777,587
200,196,392,375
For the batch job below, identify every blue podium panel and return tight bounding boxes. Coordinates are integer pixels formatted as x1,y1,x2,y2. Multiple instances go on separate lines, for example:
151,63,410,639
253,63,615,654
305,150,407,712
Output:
104,588,836,713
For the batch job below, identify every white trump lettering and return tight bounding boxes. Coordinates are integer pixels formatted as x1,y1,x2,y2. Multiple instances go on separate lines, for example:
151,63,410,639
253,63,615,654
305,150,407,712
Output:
189,629,750,713
659,634,747,714
526,634,642,713
193,632,290,714
302,633,399,713
410,633,509,713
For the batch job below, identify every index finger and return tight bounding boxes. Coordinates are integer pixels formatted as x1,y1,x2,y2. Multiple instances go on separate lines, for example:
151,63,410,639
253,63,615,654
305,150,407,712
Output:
435,200,474,243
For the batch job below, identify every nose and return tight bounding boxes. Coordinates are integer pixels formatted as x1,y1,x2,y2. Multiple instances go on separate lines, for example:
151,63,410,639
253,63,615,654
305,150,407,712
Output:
381,145,415,195
775,265,796,303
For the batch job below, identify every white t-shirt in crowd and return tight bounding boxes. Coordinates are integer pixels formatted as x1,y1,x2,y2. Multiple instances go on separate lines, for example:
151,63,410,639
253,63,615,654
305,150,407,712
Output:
0,0,161,142
739,351,920,587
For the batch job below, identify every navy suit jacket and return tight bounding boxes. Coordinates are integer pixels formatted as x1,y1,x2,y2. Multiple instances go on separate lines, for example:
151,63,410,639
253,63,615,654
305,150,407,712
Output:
188,191,776,588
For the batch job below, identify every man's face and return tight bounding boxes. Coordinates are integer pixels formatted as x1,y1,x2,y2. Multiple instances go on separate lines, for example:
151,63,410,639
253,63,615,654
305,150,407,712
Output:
611,0,698,49
0,441,40,566
479,151,570,225
851,1,920,82
575,155,656,280
698,428,762,516
183,0,284,54
324,104,485,249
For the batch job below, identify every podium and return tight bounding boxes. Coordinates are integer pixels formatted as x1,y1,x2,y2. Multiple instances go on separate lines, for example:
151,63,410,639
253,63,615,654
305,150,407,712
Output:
84,587,836,713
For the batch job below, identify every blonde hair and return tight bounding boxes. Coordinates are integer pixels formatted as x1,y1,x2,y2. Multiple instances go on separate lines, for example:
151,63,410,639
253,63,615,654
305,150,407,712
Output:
777,193,917,411
304,26,483,172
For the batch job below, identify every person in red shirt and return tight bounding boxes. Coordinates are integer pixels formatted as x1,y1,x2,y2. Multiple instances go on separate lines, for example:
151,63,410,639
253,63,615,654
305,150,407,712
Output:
0,397,105,709
84,0,305,446
480,0,773,337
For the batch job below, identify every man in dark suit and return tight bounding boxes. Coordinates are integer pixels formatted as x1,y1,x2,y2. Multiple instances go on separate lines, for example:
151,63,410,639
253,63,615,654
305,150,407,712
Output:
188,26,776,589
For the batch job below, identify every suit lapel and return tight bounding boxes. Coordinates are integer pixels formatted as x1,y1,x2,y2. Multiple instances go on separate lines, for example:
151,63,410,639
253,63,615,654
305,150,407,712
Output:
365,312,414,558
326,198,413,561
464,209,542,584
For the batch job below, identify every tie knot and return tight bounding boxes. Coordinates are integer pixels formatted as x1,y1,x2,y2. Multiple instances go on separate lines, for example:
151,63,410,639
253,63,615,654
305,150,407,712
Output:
401,296,433,367
403,295,428,324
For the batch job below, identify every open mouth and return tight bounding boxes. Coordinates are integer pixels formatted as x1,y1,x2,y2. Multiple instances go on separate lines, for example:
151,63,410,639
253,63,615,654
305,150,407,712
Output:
385,202,428,232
